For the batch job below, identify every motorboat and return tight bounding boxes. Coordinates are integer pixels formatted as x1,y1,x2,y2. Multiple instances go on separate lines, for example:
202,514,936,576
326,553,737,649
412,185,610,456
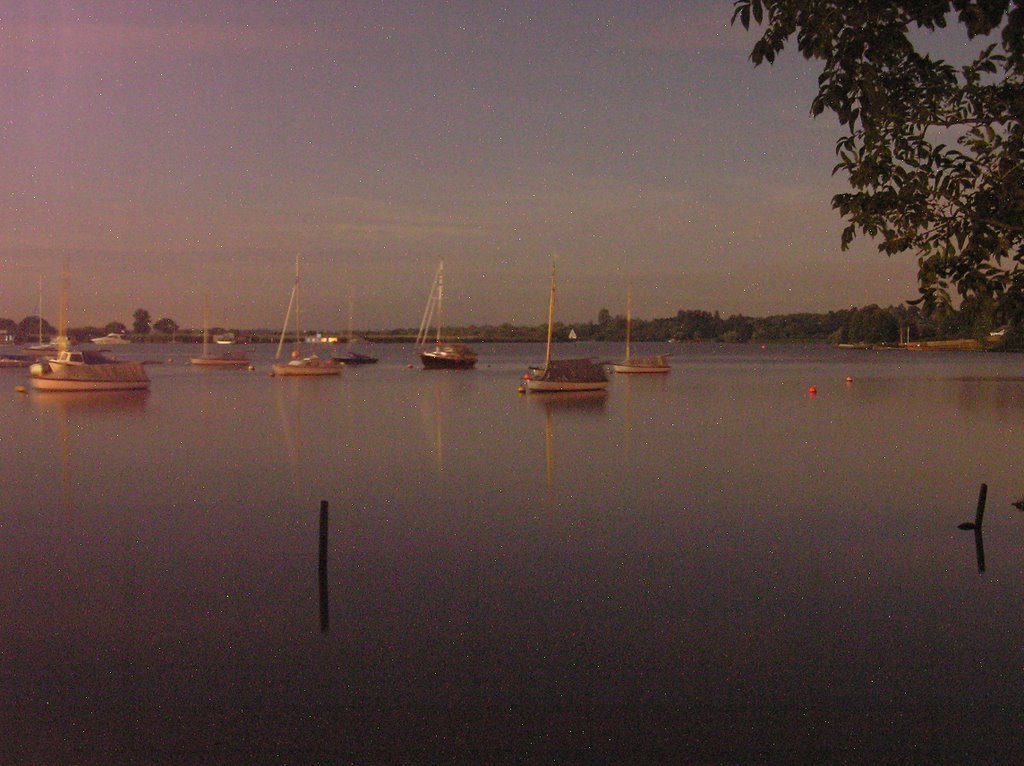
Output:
30,349,149,391
91,333,131,345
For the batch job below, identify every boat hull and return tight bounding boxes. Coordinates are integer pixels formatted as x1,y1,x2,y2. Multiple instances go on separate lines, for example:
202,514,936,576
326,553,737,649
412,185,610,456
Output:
420,352,476,369
271,362,341,377
30,360,150,391
91,335,131,345
525,378,609,392
612,364,670,374
190,356,251,368
30,376,150,392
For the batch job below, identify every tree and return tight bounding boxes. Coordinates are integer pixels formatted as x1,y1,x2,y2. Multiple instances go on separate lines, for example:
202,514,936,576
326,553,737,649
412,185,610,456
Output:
734,1,1024,315
132,308,152,335
16,315,57,341
153,317,178,335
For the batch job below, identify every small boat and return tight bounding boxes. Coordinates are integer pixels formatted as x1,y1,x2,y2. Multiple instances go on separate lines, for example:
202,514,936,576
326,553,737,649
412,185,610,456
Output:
420,343,476,369
0,353,33,368
23,343,58,357
271,257,342,377
524,265,608,393
30,349,150,391
333,350,378,365
416,259,477,369
612,287,670,374
213,332,235,345
190,299,251,368
332,291,378,365
91,332,131,345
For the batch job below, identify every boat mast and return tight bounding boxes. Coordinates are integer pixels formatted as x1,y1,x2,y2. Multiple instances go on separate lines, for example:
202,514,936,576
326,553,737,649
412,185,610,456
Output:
37,275,43,344
57,259,69,353
347,288,354,343
435,259,444,346
202,295,209,357
294,255,300,353
415,260,443,346
544,263,556,369
625,285,632,362
275,257,299,361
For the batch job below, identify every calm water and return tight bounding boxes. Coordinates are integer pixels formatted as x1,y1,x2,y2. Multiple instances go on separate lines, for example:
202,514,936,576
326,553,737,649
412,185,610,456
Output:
2,342,1023,763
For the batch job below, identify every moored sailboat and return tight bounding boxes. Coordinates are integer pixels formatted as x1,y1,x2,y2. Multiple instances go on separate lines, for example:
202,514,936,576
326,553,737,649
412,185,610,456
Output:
416,259,477,369
333,290,378,365
271,257,341,377
523,265,608,393
190,298,251,368
612,287,671,374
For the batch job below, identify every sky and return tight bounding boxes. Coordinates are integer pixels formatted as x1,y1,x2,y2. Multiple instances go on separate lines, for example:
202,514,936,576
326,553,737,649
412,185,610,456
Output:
0,1,932,332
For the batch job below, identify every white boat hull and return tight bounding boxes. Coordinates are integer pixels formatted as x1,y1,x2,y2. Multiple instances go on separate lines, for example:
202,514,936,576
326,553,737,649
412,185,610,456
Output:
30,376,150,392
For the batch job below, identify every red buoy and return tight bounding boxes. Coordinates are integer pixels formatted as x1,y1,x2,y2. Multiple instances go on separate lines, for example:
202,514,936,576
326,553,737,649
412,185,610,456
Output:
808,386,817,396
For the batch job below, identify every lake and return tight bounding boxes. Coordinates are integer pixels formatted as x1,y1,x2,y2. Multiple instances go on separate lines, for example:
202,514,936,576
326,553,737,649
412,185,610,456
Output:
2,341,1023,763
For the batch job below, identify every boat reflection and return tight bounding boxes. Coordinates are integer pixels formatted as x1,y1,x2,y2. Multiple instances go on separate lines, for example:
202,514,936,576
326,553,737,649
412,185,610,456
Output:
30,389,150,413
526,389,608,411
530,390,608,508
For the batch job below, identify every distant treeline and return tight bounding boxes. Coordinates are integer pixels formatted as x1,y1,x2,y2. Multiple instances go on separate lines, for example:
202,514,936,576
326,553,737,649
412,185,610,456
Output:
360,301,1022,348
3,301,1021,348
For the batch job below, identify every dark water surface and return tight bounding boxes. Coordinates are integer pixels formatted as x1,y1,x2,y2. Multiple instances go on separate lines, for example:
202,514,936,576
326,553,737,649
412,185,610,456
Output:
2,342,1023,763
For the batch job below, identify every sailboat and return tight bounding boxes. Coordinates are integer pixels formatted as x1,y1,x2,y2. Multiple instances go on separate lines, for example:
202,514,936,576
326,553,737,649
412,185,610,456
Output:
333,289,378,365
30,262,150,392
271,258,341,377
25,276,57,355
612,287,670,374
523,265,608,393
415,259,477,369
190,297,251,368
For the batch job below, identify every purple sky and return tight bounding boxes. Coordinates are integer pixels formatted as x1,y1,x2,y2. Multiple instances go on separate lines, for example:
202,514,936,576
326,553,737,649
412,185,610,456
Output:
2,1,925,332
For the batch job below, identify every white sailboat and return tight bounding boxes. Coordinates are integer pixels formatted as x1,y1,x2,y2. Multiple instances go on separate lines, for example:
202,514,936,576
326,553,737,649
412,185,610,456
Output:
612,287,670,374
523,265,608,393
190,297,251,368
415,259,477,369
271,257,341,377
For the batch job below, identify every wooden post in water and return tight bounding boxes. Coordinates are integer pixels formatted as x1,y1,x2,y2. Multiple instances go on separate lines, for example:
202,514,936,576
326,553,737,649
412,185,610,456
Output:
974,483,987,528
319,500,329,632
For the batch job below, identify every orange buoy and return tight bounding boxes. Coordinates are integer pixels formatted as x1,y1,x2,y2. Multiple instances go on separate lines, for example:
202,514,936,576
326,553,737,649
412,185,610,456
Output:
846,376,853,383
808,386,817,396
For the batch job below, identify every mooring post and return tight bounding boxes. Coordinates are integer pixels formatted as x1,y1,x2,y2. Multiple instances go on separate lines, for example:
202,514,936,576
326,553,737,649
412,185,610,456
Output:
319,500,329,632
975,483,988,529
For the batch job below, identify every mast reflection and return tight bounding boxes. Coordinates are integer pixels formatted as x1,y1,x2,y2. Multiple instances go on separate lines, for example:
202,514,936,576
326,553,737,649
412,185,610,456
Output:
529,390,607,508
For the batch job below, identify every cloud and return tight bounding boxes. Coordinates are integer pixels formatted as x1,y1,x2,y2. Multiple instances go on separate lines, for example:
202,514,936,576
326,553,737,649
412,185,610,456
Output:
0,20,309,66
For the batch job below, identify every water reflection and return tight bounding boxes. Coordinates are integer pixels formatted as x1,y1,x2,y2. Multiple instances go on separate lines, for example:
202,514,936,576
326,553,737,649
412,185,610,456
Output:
318,500,329,632
29,391,150,513
973,527,986,573
274,380,304,489
29,390,149,413
529,391,607,508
